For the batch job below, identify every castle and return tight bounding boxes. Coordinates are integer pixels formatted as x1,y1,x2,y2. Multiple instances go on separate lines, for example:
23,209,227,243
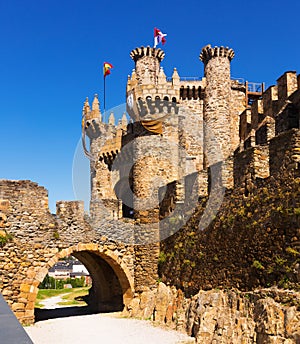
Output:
83,44,299,225
0,44,299,341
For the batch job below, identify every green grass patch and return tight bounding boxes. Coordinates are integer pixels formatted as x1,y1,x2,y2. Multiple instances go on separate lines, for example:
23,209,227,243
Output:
35,287,90,308
58,287,90,306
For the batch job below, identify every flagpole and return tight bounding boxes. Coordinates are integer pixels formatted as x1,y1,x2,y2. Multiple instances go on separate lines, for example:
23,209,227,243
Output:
103,62,113,122
103,75,106,122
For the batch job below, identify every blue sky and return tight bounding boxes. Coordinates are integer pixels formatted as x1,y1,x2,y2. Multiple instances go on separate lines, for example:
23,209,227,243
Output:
0,0,299,213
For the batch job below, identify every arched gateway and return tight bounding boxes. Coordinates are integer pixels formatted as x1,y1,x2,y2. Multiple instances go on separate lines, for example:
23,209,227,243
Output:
32,244,134,322
0,180,135,325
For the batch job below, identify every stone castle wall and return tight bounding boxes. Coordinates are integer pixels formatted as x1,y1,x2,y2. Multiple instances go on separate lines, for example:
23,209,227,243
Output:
90,44,249,220
0,180,135,325
159,163,300,295
234,70,300,189
81,45,299,298
1,43,300,343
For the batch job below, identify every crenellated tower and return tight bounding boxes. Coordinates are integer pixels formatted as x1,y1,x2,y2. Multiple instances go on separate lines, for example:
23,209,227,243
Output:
200,44,235,188
82,43,256,291
83,95,125,222
130,46,165,85
127,46,180,108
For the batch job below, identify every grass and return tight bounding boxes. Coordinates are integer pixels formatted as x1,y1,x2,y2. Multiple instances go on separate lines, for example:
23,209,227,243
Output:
35,287,90,308
58,287,90,306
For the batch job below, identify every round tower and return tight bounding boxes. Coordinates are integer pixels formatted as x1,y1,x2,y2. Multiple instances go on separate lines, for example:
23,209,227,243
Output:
130,46,165,85
200,44,235,185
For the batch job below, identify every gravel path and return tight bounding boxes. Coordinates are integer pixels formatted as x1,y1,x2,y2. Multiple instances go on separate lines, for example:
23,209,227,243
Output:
39,294,69,309
25,313,195,344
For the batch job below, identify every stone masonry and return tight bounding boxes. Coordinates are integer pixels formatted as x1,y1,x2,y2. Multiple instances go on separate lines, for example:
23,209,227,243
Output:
0,180,135,325
0,43,299,342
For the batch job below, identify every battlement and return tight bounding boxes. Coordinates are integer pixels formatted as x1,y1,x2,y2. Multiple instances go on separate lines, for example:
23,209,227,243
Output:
126,67,182,106
129,46,165,86
82,93,128,164
240,71,300,150
130,46,165,62
235,70,300,192
85,45,300,223
199,44,235,64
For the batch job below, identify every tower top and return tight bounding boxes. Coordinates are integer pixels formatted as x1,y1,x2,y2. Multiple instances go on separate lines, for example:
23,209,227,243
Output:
199,44,235,64
130,46,165,62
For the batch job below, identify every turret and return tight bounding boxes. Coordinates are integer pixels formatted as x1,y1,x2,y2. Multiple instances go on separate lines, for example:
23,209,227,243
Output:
91,94,102,121
171,68,180,87
84,94,102,121
130,46,165,85
200,44,235,188
108,112,115,126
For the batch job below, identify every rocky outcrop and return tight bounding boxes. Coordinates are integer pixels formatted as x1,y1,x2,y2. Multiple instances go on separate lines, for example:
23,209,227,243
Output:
125,283,300,343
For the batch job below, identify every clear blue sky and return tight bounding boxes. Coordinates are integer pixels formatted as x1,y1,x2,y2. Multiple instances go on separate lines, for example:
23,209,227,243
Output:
0,0,299,213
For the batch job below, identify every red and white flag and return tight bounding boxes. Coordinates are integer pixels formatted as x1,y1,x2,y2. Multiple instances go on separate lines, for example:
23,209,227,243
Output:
154,28,167,48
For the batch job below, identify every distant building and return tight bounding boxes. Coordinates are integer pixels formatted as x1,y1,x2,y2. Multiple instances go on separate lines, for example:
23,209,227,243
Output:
48,259,89,282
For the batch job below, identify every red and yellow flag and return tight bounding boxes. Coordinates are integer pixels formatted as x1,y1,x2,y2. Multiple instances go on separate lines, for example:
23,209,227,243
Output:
103,62,113,77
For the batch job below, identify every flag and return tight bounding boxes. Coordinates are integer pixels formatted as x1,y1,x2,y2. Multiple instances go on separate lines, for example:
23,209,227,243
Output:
154,28,167,48
103,62,113,77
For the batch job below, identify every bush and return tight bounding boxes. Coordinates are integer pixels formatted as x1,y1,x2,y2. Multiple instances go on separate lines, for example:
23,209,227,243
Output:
40,274,86,289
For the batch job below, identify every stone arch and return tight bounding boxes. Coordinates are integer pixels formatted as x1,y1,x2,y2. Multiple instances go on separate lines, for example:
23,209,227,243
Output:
22,243,134,324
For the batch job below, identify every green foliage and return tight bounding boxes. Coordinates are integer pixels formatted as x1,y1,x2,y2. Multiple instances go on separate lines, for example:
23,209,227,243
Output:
58,287,90,306
213,255,219,262
293,208,300,215
286,246,300,256
36,287,89,308
53,230,60,240
237,207,245,216
158,251,166,264
37,288,71,301
39,274,86,289
275,256,287,266
278,276,290,289
0,232,13,247
252,260,264,270
159,172,300,293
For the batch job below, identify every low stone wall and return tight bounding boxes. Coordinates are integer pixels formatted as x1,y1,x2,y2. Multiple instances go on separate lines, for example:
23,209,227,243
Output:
125,283,300,343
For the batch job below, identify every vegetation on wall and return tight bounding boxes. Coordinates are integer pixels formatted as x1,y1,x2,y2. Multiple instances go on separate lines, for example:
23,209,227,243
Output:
0,230,13,247
160,174,300,296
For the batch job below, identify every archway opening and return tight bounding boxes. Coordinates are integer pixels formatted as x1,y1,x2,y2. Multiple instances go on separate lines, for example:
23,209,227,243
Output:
34,249,129,322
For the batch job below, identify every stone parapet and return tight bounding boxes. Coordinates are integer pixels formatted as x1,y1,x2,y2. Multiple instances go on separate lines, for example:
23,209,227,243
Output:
199,44,235,64
130,46,165,62
129,46,164,86
277,71,298,101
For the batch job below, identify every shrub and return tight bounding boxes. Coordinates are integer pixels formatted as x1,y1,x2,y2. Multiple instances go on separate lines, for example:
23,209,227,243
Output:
252,260,264,270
